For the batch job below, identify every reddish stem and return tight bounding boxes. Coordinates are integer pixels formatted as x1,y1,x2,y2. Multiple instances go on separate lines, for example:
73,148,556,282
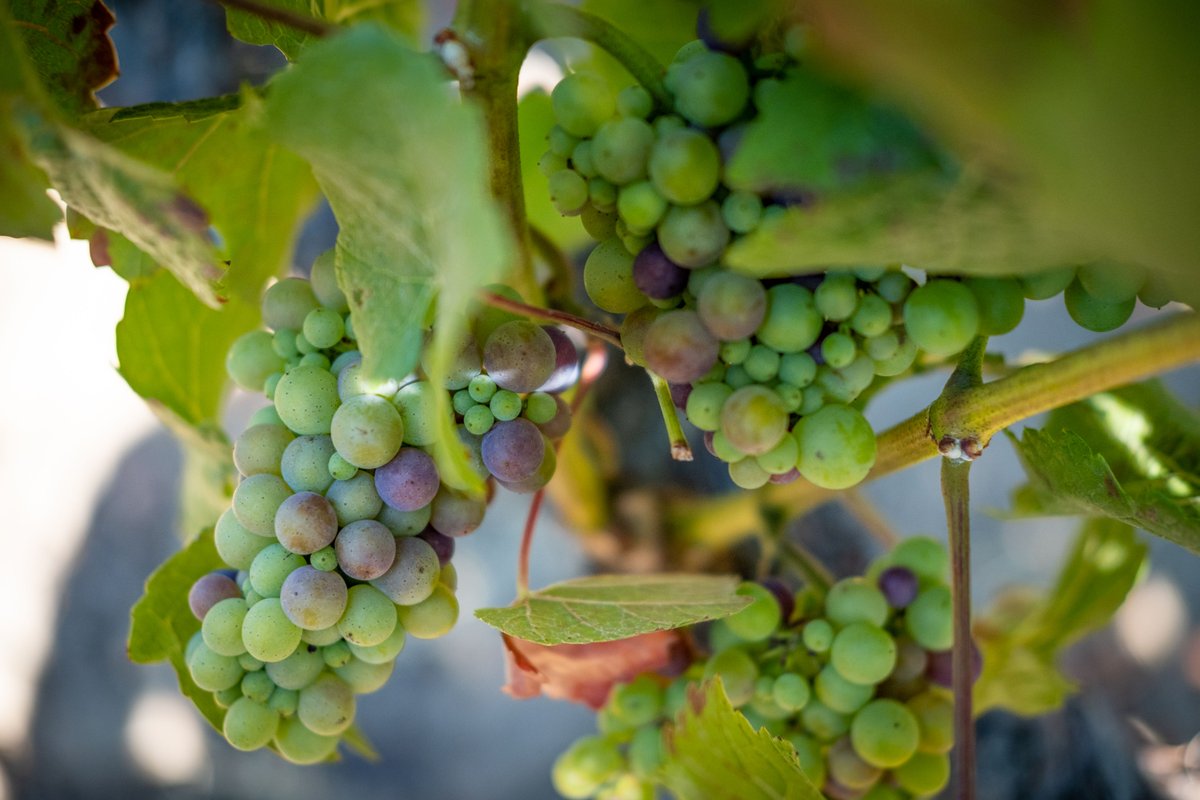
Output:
516,490,545,598
479,291,623,349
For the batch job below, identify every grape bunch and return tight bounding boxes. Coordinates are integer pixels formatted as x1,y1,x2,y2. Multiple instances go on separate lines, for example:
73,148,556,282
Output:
190,253,581,759
552,537,967,799
541,30,1164,491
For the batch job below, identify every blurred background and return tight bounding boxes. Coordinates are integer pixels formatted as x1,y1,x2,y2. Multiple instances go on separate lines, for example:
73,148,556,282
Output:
0,1,1198,798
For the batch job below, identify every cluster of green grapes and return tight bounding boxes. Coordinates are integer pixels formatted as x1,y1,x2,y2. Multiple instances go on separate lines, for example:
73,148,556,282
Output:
540,30,1163,491
552,537,963,799
188,253,580,759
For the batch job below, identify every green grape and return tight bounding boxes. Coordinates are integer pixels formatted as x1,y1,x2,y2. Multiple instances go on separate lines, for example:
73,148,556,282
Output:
756,433,799,475
551,735,623,799
756,285,822,353
232,473,292,536
188,640,244,691
628,725,665,778
1078,262,1145,303
721,191,762,233
907,690,954,753
371,537,440,606
815,273,860,321
524,392,558,424
609,675,663,726
785,733,827,787
568,140,595,177
724,582,782,641
233,424,294,477
831,622,897,685
326,472,383,526
322,640,352,669
240,669,274,703
1064,278,1136,332
893,751,951,796
281,435,336,493
669,50,750,127
297,672,355,736
330,394,404,469
850,293,893,337
549,169,588,216
1137,272,1177,308
299,352,330,371
249,404,284,427
703,648,758,707
552,72,616,138
723,365,752,390
439,563,458,590
592,117,655,185
719,338,751,365
334,656,394,694
337,584,397,647
720,385,789,456
581,204,618,239
684,382,731,432
376,503,431,538
223,697,279,751
871,333,918,377
876,271,914,304
617,85,653,118
262,278,319,332
834,354,876,399
851,699,920,768
903,279,981,357
905,585,953,651
648,128,720,205
242,598,303,663
215,509,272,570
815,665,874,714
657,201,729,269
464,404,495,435
302,624,343,647
863,330,899,361
889,536,948,580
802,618,834,652
227,330,284,392
396,584,459,639
825,577,889,627
827,737,883,789
854,266,887,282
778,352,817,387
490,389,523,421
394,380,440,446
548,125,579,157
264,372,282,399
249,543,305,597
772,672,811,712
327,452,357,482
773,382,803,413
202,597,249,657
794,404,877,490
1020,266,1076,300
729,458,770,488
268,687,299,717
584,237,643,313
265,646,324,690
302,307,344,349
617,181,668,233
965,277,1026,335
468,373,497,403
697,272,767,341
670,39,708,65
309,249,347,312
274,329,299,360
273,716,339,765
238,653,264,672
800,699,849,741
820,331,857,369
336,359,400,403
861,786,904,800
347,621,407,664
275,364,340,435
213,686,241,709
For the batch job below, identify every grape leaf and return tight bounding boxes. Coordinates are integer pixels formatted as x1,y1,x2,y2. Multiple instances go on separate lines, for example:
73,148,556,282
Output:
1008,382,1200,554
128,528,227,731
519,89,589,251
264,25,511,493
661,678,821,800
116,269,257,431
8,0,117,116
973,517,1146,715
85,94,321,303
580,0,699,65
475,574,750,645
225,0,422,60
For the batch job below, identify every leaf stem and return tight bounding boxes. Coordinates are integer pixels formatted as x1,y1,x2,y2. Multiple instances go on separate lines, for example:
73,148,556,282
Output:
479,289,623,348
778,539,834,595
650,372,693,461
209,0,333,36
942,458,975,800
522,1,672,109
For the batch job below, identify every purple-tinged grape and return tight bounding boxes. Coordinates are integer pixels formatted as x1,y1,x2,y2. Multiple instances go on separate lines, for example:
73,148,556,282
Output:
482,418,546,483
697,272,767,341
769,468,801,485
189,573,242,620
497,437,556,495
374,447,439,512
537,396,573,440
643,310,719,384
371,537,440,606
827,737,883,789
279,566,348,630
537,326,581,394
720,385,789,456
429,487,487,537
924,641,983,688
891,637,929,683
330,394,404,469
878,566,919,609
274,491,339,555
334,519,397,580
669,382,692,411
657,201,729,269
418,529,456,566
633,243,688,300
483,321,556,393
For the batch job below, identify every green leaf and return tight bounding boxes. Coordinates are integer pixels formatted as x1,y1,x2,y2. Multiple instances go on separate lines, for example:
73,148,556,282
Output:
128,528,227,731
519,89,589,252
225,0,422,60
661,679,821,800
8,0,117,116
340,723,380,762
580,0,700,65
85,94,321,303
475,574,750,645
116,269,258,429
178,439,236,541
1009,382,1200,554
973,518,1147,715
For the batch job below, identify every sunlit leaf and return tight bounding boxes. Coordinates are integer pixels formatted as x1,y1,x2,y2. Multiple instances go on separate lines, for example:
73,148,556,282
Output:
9,0,117,116
225,0,422,60
519,89,589,252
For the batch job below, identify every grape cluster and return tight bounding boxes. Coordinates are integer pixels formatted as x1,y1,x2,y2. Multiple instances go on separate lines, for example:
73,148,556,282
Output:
552,537,966,799
194,254,580,758
542,33,1162,491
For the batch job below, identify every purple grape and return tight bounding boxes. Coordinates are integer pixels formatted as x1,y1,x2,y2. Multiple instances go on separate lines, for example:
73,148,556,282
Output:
279,566,348,630
925,640,983,688
334,519,397,580
633,243,688,300
669,382,692,410
496,438,556,495
481,418,546,483
759,577,795,624
702,430,717,458
483,321,556,392
274,491,339,555
418,529,456,566
643,310,719,384
188,573,242,620
768,468,801,485
536,396,573,440
878,565,919,609
429,488,487,537
537,326,581,394
374,448,440,511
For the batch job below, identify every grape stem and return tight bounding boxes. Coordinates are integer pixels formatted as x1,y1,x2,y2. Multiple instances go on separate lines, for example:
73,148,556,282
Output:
208,0,333,35
516,490,545,598
650,372,694,461
479,289,623,348
521,1,672,109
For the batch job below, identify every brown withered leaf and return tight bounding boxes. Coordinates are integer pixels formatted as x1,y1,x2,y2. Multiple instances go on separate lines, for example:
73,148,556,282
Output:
12,0,119,116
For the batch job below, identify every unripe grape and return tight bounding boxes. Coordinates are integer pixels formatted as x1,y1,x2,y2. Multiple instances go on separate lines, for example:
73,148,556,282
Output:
202,597,249,657
894,751,951,796
337,584,397,647
280,434,336,493
265,645,324,690
233,424,294,477
549,169,588,215
552,72,615,138
831,622,897,685
298,673,355,736
827,737,883,789
669,50,750,127
1064,278,1135,332
592,117,655,184
241,598,303,663
334,656,394,694
279,566,348,630
215,509,272,569
326,472,383,526
903,279,980,357
223,697,279,751
906,585,953,651
330,394,404,469
232,473,293,537
815,665,874,714
794,404,876,490
396,584,459,638
724,582,782,641
965,277,1025,335
227,330,284,392
648,128,721,205
825,577,889,627
275,364,340,435
393,380,441,446
703,648,758,707
583,238,643,314
273,716,338,765
756,285,822,353
657,201,729,268
720,385,789,456
643,310,719,384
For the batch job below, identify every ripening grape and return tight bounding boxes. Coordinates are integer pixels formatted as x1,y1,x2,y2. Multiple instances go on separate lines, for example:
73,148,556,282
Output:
371,537,440,606
189,572,242,620
329,394,404,469
334,519,396,581
374,447,440,512
376,503,431,538
429,487,487,537
223,697,279,752
643,310,719,384
583,238,643,314
794,404,877,490
720,385,789,456
482,418,546,483
657,201,729,268
279,567,348,630
496,437,558,494
631,243,687,300
538,327,581,393
827,737,883,789
274,491,339,555
696,272,767,340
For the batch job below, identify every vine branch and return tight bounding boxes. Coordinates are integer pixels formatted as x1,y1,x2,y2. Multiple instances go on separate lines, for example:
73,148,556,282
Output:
479,290,623,348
